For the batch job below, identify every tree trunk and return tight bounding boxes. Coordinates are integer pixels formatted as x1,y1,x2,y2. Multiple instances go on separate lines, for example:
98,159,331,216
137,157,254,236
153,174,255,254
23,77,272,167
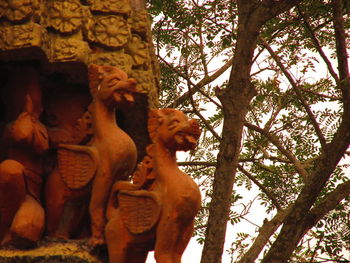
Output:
200,1,304,262
200,2,261,261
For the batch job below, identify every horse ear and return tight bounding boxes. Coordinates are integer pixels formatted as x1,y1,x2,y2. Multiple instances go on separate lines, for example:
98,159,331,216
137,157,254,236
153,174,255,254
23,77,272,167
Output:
88,64,103,97
148,109,164,142
25,94,34,114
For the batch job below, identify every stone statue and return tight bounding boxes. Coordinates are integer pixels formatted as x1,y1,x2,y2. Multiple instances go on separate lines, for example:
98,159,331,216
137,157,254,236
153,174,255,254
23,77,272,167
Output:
45,65,138,246
0,68,49,247
44,84,93,240
105,108,201,263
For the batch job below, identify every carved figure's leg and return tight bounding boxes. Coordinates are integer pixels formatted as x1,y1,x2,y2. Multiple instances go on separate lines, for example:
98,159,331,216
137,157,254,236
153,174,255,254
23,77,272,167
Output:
0,160,26,243
172,222,195,263
105,214,131,263
89,169,111,246
45,168,69,238
10,194,45,246
154,220,194,263
64,197,89,238
128,250,149,263
154,218,180,263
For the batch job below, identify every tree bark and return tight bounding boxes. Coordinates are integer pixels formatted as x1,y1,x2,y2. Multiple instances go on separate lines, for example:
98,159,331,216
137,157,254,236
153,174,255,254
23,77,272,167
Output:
200,1,303,262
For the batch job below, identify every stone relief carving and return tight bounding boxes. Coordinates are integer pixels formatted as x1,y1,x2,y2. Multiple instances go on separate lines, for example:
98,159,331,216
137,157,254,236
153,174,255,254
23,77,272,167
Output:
0,23,43,50
0,0,158,102
106,109,201,263
126,34,149,66
88,15,130,49
0,67,48,247
45,65,139,246
130,69,153,93
0,0,170,261
47,0,83,34
90,51,133,74
128,10,149,35
87,0,131,15
47,35,90,63
0,0,37,22
0,64,197,262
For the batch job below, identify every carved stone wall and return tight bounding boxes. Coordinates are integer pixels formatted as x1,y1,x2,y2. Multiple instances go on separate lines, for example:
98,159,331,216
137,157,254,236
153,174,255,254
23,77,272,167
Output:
0,0,159,161
0,0,158,102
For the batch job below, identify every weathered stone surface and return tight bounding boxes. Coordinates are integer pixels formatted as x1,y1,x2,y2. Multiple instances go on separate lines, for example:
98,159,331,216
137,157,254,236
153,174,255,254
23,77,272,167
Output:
0,0,158,98
126,34,149,66
128,10,149,35
87,15,130,49
89,51,133,74
46,33,90,63
0,240,105,263
87,0,131,15
0,23,43,50
0,0,39,22
46,0,83,34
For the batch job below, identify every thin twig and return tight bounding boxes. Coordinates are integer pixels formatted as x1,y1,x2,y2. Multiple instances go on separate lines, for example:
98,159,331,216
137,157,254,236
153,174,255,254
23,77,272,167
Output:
300,87,341,101
238,164,282,211
245,122,309,181
166,56,233,108
184,52,222,142
260,38,327,148
158,56,222,109
296,4,339,83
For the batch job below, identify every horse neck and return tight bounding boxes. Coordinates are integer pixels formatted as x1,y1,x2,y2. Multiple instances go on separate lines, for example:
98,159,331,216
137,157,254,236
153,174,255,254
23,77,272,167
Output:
153,141,180,183
91,99,120,138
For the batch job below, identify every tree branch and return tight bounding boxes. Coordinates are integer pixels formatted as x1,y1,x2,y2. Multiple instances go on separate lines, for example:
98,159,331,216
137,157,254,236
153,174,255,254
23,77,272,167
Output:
296,4,339,83
304,180,350,235
177,161,216,167
158,55,222,110
167,57,233,108
300,87,341,101
245,122,309,181
237,205,293,263
260,38,327,148
261,4,350,257
332,0,350,82
256,0,303,24
238,164,282,211
184,58,222,142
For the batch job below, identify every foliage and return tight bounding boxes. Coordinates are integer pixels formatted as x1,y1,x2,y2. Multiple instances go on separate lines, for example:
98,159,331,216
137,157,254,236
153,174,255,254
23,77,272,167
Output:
147,0,350,262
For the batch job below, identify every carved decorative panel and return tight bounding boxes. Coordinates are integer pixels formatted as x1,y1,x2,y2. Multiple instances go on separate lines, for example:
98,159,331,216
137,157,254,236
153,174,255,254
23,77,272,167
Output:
128,10,149,35
131,69,153,93
47,34,90,63
0,0,37,22
0,22,43,50
0,0,160,260
0,0,158,96
87,0,131,15
90,51,133,74
47,0,83,34
126,34,149,66
88,15,130,49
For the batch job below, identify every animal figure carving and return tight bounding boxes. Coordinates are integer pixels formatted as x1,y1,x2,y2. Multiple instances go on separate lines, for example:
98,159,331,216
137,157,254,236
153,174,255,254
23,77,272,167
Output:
45,65,138,245
106,109,201,263
0,95,48,246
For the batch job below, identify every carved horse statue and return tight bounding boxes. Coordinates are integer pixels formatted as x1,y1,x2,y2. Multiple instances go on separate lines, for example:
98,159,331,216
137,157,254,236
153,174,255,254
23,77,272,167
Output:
45,65,138,245
105,108,201,263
